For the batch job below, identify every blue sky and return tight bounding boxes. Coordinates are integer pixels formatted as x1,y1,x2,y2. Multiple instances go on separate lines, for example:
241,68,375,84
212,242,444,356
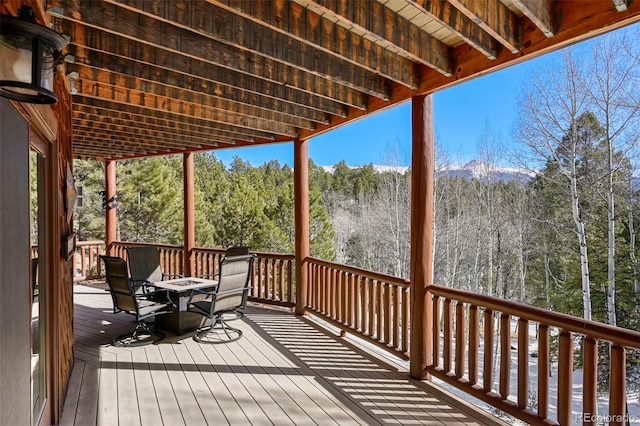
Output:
213,23,637,169
213,60,537,168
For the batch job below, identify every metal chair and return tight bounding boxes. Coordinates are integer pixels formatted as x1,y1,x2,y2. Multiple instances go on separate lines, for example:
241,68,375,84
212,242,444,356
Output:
187,254,255,343
126,246,182,290
100,255,173,346
198,246,252,319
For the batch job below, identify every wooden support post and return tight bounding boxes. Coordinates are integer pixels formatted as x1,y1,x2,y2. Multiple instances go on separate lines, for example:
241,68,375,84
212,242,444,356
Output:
183,153,195,277
294,138,310,315
409,94,435,379
105,160,117,255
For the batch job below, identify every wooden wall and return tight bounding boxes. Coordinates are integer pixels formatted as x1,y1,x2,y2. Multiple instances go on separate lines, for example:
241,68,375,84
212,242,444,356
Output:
52,70,75,425
0,1,77,423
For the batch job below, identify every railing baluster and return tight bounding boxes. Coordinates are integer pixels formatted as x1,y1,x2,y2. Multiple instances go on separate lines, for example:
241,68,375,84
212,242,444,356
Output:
377,280,383,341
343,272,349,325
368,278,375,337
347,273,354,328
468,305,478,385
443,298,452,373
455,301,465,379
483,309,494,393
583,337,597,423
557,330,573,425
357,276,364,332
517,318,528,409
335,270,344,322
278,260,284,301
287,259,292,304
433,295,440,368
537,324,549,421
609,345,626,426
393,285,400,350
499,314,511,400
402,287,409,354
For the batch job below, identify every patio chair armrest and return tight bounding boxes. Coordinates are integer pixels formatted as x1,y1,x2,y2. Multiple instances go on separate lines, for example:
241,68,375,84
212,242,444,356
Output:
137,288,174,306
131,279,152,292
186,287,216,306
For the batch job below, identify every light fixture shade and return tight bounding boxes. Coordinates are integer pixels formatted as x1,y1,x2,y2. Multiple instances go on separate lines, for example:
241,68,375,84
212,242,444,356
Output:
0,11,67,104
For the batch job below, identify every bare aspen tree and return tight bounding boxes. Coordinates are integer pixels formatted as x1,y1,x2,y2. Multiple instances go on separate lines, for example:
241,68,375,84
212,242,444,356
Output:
514,48,593,320
583,33,640,326
476,123,502,296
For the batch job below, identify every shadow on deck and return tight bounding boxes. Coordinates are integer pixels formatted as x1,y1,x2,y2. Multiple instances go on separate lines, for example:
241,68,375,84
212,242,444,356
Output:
61,284,506,425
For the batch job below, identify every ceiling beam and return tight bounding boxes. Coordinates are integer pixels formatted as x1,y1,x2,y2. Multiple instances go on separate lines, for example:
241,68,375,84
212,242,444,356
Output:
612,0,628,12
49,0,390,100
72,110,258,143
107,0,398,95
69,48,331,124
408,0,500,59
72,127,232,150
58,21,364,112
511,0,554,37
72,101,278,141
212,0,423,87
69,68,317,131
303,0,453,76
447,0,521,53
72,80,302,137
72,118,239,147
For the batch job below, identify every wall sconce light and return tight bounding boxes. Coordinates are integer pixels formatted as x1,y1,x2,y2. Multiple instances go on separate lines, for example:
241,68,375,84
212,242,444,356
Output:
0,6,68,104
100,191,119,210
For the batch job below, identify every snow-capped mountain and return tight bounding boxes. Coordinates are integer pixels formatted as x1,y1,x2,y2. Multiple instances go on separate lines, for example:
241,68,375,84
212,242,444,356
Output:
443,160,534,183
320,164,410,174
321,160,532,183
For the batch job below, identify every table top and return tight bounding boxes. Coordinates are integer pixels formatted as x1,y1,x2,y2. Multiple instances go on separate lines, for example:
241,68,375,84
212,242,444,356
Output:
152,277,218,292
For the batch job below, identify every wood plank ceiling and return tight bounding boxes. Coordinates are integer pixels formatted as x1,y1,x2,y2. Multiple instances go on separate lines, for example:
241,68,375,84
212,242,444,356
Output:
32,1,640,159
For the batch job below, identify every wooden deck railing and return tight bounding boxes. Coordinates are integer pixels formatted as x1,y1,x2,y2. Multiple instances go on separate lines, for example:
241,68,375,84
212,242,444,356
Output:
32,240,106,279
193,247,295,307
304,257,411,360
428,285,640,426
76,241,106,278
69,241,640,425
112,241,184,277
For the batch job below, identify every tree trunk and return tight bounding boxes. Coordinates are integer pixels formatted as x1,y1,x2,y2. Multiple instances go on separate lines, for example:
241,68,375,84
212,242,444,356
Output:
570,139,592,321
606,133,616,327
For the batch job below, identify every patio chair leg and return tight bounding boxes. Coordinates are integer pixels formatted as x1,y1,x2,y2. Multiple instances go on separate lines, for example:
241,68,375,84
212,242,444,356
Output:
193,315,242,344
113,321,164,347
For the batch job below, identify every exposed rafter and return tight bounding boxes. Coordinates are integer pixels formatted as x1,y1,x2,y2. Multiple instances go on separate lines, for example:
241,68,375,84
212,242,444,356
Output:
25,0,639,160
511,0,554,38
407,0,500,59
447,0,521,53
303,0,453,76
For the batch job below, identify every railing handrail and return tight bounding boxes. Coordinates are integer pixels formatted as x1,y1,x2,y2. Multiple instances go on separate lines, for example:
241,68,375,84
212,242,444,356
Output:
306,256,410,288
431,284,640,349
76,240,104,246
114,241,183,250
195,246,295,261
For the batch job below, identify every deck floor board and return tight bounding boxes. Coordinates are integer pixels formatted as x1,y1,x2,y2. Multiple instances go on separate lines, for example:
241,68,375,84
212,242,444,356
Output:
62,284,505,426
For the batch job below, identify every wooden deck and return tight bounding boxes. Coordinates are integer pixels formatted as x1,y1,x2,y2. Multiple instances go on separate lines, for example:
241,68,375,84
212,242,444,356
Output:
61,284,505,426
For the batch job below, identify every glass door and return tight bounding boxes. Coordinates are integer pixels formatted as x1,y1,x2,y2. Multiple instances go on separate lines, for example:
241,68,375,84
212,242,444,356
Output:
30,148,46,423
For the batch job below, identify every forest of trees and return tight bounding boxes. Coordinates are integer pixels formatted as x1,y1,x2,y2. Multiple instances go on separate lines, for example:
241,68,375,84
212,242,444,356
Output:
73,32,640,339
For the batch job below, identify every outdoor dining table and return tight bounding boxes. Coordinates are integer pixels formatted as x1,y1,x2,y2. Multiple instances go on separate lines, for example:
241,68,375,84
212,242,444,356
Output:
152,277,218,335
